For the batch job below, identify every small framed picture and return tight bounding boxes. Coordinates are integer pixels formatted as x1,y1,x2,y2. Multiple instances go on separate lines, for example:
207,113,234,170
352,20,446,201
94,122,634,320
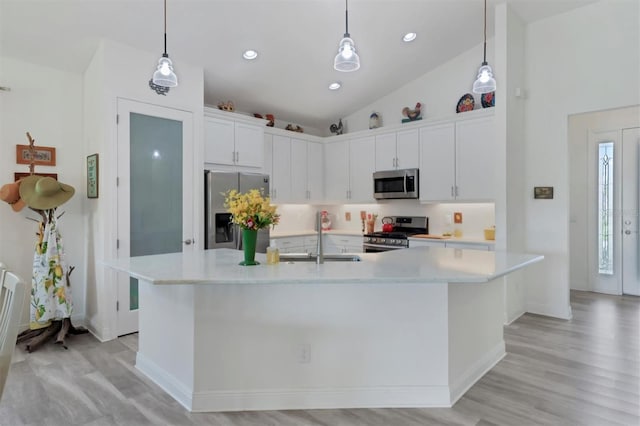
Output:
16,144,56,166
14,172,58,181
87,153,99,198
534,186,554,199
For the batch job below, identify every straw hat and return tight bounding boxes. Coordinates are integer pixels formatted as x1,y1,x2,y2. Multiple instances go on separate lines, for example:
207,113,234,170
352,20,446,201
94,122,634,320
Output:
0,180,26,212
19,175,75,210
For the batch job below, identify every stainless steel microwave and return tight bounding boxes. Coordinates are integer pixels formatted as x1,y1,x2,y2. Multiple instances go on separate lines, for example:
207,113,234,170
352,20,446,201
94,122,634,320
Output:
373,168,419,199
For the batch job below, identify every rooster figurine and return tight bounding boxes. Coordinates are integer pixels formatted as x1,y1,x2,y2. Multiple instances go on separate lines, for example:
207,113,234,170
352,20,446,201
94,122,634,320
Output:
402,102,422,122
330,119,344,135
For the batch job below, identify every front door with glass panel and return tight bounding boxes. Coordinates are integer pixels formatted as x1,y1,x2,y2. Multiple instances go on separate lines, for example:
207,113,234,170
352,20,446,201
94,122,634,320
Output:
116,99,194,336
589,127,640,295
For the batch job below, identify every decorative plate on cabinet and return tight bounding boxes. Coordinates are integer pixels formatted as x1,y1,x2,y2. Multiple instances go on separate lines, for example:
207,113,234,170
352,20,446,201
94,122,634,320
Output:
481,91,495,108
456,93,475,113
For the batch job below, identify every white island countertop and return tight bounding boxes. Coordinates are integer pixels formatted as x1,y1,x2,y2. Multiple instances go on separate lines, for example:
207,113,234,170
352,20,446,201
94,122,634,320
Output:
105,247,543,285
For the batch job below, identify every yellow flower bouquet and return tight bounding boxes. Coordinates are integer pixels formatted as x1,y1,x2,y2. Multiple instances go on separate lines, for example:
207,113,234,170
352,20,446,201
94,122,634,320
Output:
223,189,280,231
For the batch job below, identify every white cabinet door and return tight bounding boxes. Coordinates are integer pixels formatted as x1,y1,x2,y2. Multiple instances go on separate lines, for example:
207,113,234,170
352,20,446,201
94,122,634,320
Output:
375,132,397,171
271,135,292,203
396,128,420,170
455,117,496,201
204,117,235,165
290,138,308,202
324,141,350,202
234,122,264,168
274,236,304,253
409,239,446,248
307,141,324,202
445,242,492,251
350,136,376,202
419,123,456,201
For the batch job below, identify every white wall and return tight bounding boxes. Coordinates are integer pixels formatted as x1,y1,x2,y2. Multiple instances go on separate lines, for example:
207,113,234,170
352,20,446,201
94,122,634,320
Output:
83,39,204,340
522,0,640,318
342,40,494,133
0,56,85,327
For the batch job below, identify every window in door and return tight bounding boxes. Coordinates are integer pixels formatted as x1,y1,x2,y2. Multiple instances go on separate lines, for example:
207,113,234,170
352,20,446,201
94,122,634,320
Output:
598,141,614,275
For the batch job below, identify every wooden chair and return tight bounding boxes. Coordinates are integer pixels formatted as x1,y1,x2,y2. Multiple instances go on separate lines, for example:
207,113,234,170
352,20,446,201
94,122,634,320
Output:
0,270,27,400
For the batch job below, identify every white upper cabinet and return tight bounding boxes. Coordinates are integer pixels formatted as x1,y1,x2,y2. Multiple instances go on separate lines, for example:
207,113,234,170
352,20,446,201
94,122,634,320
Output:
306,141,324,202
204,117,235,165
234,123,264,168
455,117,496,201
374,133,397,171
395,129,420,170
204,113,264,168
419,115,496,202
269,133,324,203
419,123,456,201
324,140,350,203
349,136,376,202
324,137,375,203
271,134,292,203
375,129,419,171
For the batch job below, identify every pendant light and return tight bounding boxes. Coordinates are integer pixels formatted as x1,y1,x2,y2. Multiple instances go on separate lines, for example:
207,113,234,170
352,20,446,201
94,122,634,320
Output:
472,0,496,94
152,0,178,88
334,0,360,72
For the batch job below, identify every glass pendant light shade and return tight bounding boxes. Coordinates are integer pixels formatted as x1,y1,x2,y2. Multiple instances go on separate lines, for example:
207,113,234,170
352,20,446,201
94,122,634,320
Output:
472,0,496,94
472,63,496,94
334,37,360,72
153,55,178,87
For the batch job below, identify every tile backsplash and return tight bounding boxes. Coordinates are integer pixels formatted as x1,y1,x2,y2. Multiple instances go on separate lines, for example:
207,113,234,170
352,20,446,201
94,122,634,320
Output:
274,201,495,238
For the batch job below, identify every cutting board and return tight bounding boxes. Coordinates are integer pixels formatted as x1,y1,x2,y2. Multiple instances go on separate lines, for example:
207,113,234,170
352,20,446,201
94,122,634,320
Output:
411,234,451,239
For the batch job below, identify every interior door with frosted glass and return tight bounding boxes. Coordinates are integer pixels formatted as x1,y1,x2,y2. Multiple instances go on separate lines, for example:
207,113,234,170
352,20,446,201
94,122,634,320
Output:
116,99,194,336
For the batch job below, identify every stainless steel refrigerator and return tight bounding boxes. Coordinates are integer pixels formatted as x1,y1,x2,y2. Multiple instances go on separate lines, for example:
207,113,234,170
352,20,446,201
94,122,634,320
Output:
204,170,271,252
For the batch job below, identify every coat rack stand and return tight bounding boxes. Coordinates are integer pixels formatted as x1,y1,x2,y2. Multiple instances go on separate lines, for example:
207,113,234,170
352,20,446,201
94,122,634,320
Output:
15,132,88,352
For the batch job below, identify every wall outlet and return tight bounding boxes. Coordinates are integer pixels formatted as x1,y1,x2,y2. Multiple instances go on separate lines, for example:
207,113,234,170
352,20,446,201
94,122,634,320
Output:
298,343,311,363
445,214,452,225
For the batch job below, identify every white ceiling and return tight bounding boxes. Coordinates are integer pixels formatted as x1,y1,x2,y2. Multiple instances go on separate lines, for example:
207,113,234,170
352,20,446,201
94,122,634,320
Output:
1,0,598,131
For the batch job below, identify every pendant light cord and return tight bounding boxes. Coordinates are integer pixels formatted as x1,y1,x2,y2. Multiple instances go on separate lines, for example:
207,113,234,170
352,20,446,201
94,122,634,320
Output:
163,0,168,56
482,0,487,65
344,0,350,37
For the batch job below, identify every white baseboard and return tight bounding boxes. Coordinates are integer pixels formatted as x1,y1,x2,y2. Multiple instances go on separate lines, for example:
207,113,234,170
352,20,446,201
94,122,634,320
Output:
504,309,525,325
136,352,194,411
190,385,452,413
525,302,572,320
448,341,506,405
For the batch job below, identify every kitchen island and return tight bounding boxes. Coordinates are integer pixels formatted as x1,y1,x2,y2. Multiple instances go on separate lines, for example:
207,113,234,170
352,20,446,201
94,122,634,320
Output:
106,247,542,412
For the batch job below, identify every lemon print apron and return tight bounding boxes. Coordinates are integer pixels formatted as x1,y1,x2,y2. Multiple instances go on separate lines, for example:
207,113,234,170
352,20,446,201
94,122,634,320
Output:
30,212,72,329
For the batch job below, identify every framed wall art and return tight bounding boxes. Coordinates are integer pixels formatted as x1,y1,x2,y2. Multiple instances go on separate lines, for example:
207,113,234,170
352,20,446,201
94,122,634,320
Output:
534,186,554,199
87,153,99,198
16,144,56,166
14,172,58,181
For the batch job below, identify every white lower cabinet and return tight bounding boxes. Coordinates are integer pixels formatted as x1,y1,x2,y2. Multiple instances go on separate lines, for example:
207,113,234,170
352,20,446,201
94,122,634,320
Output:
409,239,493,251
324,235,363,253
274,236,304,253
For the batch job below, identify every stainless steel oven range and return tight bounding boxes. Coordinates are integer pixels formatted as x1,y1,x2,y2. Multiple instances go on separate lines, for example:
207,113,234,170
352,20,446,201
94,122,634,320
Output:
363,216,428,253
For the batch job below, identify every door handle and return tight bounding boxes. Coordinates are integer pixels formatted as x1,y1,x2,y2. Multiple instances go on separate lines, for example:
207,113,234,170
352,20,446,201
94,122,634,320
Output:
183,239,193,245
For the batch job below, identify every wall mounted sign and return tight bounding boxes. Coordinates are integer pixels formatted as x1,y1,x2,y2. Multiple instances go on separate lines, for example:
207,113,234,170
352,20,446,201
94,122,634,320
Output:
87,153,99,198
534,186,554,199
16,144,56,166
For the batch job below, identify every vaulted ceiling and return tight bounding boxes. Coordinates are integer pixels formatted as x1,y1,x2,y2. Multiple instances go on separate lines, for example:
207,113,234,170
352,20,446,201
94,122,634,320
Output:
1,0,598,130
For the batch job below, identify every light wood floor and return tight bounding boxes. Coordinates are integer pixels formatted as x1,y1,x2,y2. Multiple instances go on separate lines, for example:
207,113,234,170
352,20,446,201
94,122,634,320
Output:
0,290,638,425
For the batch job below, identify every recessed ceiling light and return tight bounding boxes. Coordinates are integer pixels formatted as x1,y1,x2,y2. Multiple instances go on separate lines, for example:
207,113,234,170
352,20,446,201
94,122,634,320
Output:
243,50,258,60
402,32,417,42
329,82,342,90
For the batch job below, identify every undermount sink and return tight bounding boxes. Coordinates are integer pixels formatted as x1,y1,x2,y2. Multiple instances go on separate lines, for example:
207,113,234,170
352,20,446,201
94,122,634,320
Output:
279,253,362,263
